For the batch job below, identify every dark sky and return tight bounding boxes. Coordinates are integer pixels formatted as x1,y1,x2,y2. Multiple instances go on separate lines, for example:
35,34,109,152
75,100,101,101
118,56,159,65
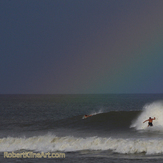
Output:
1,0,163,94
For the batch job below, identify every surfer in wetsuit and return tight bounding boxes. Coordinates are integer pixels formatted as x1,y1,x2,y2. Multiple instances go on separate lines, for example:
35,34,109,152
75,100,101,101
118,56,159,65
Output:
143,117,156,127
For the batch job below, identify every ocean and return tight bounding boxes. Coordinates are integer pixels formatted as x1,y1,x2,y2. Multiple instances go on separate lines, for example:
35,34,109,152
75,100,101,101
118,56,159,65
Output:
1,94,163,163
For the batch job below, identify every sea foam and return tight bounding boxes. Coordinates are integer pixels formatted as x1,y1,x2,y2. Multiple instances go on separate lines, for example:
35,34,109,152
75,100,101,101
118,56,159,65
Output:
1,134,163,155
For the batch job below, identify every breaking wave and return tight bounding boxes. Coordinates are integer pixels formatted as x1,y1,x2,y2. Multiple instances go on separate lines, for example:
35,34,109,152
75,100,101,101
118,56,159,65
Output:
1,134,163,155
130,101,163,131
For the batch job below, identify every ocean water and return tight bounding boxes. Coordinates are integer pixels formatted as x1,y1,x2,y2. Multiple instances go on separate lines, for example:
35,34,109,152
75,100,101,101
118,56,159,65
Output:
1,94,163,163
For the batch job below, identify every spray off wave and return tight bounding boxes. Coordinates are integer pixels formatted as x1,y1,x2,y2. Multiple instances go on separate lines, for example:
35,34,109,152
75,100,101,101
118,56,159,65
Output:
130,101,163,131
90,109,103,116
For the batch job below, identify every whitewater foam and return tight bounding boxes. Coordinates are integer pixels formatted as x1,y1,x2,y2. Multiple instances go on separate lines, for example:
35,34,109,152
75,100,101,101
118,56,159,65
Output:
1,134,163,155
130,101,163,131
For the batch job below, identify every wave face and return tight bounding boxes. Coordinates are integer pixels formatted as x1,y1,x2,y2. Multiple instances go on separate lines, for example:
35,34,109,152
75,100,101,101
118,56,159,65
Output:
1,134,163,155
130,101,163,131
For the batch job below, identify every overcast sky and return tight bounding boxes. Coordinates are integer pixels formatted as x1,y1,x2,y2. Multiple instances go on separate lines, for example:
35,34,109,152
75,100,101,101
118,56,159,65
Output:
1,0,163,94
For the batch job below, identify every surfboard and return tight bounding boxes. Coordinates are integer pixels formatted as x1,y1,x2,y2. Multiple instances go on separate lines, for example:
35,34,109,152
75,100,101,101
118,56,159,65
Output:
82,116,86,119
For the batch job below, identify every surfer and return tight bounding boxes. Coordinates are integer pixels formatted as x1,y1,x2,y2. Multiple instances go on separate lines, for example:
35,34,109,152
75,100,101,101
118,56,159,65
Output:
143,117,156,127
84,114,92,118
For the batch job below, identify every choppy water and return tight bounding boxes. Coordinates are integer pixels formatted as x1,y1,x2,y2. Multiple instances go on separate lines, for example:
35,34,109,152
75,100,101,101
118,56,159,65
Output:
1,94,163,163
